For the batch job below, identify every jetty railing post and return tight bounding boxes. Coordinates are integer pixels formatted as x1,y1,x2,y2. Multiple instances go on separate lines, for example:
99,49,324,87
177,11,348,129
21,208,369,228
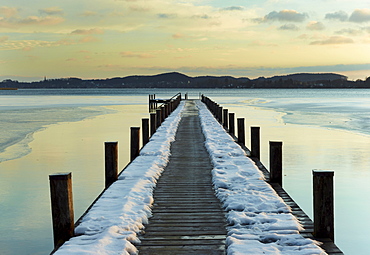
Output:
150,113,156,136
105,142,118,188
142,118,149,146
130,127,140,161
229,113,235,136
223,109,228,130
161,106,165,122
251,126,260,159
219,106,223,124
156,109,161,128
269,141,283,186
49,172,74,249
313,170,335,241
237,118,245,145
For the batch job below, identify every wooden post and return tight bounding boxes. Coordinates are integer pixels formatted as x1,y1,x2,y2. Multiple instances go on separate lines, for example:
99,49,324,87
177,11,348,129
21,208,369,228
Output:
269,141,283,186
313,170,334,241
219,106,223,123
105,142,118,188
229,113,235,136
49,172,74,249
150,113,156,136
156,109,161,128
142,118,149,146
251,126,260,159
237,118,245,145
130,127,140,161
161,106,165,122
223,109,228,130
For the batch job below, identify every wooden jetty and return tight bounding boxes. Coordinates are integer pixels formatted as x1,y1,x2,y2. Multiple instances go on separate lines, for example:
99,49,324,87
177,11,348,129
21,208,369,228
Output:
49,94,343,254
137,100,227,254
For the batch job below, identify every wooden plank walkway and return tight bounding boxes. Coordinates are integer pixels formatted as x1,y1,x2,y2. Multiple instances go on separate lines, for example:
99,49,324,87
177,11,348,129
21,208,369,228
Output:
137,100,227,254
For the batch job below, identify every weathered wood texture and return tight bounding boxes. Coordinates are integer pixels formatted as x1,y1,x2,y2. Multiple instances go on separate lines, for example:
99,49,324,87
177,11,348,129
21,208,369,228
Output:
137,100,227,254
104,141,118,188
49,173,74,249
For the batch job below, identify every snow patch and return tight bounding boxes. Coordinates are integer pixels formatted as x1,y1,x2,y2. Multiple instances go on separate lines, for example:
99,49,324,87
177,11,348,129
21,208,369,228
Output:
196,100,326,255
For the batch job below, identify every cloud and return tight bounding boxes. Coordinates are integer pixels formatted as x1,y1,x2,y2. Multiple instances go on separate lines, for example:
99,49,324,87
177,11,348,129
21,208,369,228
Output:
120,51,154,59
157,13,177,19
79,36,99,43
0,6,19,18
349,9,370,23
306,21,325,30
172,33,185,39
192,14,212,20
17,16,65,25
310,36,354,45
129,5,150,12
325,11,348,22
0,36,9,42
39,7,63,16
220,6,244,12
71,28,104,35
278,24,300,31
335,28,363,36
81,11,99,17
257,10,308,23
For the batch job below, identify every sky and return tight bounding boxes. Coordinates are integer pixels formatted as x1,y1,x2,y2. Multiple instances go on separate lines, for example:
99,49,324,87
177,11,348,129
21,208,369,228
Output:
1,0,370,81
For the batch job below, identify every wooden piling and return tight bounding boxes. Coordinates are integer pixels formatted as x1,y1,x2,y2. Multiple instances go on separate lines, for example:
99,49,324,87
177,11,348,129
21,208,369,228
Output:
229,113,235,136
130,127,140,161
223,109,228,130
150,113,156,136
49,172,74,249
156,109,161,128
269,141,283,186
237,118,245,145
105,142,118,188
142,118,149,146
251,126,260,159
313,170,334,241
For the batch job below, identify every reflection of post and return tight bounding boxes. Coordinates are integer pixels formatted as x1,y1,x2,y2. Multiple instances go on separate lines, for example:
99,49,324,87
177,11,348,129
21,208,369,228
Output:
251,126,260,159
313,170,335,241
269,141,283,186
130,127,140,161
105,142,118,188
49,172,74,249
237,118,245,145
223,109,228,129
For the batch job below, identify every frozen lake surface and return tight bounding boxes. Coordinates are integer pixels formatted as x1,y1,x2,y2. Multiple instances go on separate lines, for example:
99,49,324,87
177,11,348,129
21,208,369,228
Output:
0,88,369,254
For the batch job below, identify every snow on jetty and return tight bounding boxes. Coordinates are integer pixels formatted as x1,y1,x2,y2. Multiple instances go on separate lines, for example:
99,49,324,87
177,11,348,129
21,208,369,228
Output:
54,102,185,255
196,100,326,255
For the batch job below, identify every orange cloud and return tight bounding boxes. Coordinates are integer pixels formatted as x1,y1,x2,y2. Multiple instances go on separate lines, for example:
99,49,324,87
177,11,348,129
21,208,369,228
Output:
120,51,154,58
71,28,104,35
0,6,19,18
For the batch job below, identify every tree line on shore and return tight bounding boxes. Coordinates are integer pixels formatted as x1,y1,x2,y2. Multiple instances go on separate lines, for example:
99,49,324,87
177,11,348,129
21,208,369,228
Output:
1,72,370,89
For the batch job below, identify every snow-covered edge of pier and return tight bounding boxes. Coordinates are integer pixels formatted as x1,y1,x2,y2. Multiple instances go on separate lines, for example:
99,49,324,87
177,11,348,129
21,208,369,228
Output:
54,101,185,255
196,100,326,255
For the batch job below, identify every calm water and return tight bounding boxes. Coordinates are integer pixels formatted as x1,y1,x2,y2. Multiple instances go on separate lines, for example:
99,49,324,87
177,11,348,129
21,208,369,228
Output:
0,88,369,254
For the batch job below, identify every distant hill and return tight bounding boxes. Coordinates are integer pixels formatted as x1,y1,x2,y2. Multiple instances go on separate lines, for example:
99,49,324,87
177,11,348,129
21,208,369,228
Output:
1,72,370,89
259,73,347,82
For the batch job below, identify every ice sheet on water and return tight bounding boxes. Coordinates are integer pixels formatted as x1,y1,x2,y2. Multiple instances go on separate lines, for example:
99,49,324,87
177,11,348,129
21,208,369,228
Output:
0,106,111,163
196,100,326,255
